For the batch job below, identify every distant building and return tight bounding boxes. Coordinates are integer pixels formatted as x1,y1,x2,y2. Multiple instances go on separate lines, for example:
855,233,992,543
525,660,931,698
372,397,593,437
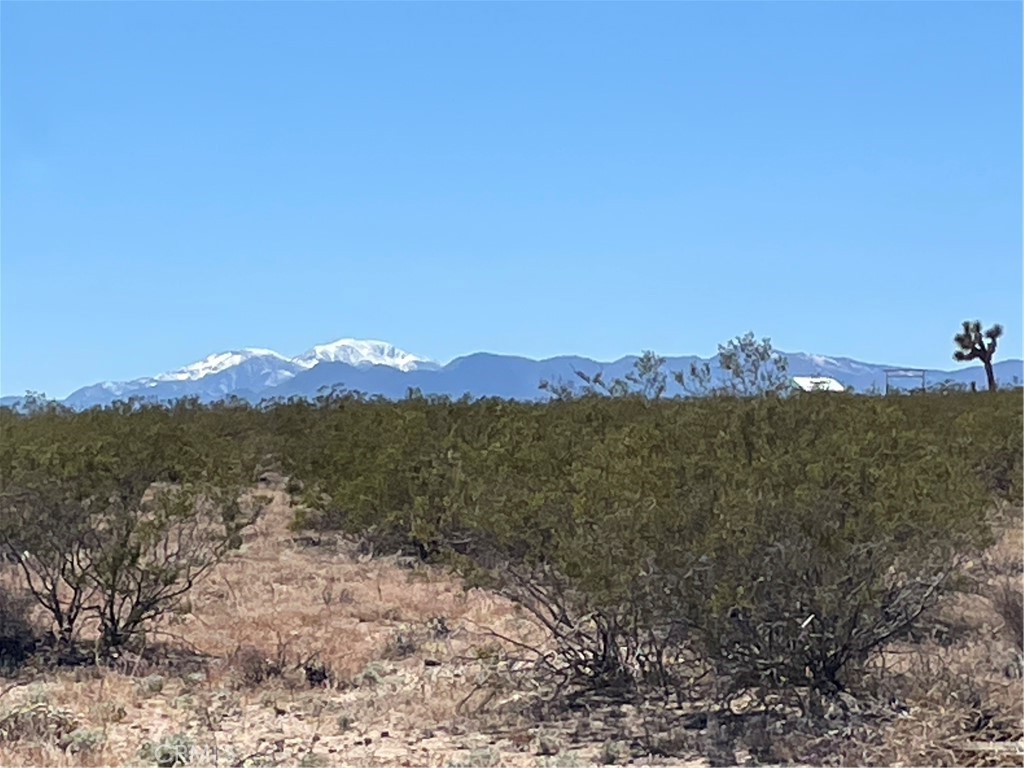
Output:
792,375,845,393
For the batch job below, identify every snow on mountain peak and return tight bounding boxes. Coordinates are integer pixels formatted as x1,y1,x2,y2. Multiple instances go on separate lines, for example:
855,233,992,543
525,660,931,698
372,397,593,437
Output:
801,353,877,375
147,338,431,385
153,348,290,383
293,338,430,372
808,354,839,369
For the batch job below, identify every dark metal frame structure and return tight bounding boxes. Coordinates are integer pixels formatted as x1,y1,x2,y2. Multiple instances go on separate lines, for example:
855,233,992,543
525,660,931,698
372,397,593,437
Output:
883,368,926,395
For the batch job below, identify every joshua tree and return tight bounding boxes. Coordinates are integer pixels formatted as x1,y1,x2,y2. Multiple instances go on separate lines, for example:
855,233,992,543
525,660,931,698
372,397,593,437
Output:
953,321,1003,392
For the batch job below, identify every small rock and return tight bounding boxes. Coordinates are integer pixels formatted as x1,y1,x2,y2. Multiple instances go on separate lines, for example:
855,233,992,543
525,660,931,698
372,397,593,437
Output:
600,739,631,765
258,471,286,487
142,675,165,695
729,692,757,715
534,730,562,756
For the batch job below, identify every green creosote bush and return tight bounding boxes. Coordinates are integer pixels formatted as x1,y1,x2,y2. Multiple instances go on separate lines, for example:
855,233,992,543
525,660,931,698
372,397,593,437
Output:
285,381,1017,705
688,396,993,706
0,398,268,655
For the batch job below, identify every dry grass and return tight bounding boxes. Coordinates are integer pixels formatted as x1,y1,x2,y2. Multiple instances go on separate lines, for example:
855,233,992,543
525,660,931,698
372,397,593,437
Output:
850,512,1024,767
181,492,549,686
992,579,1024,653
0,493,1020,767
0,491,627,767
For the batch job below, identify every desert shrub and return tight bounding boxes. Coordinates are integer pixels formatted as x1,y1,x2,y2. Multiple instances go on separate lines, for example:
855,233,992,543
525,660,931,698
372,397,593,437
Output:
139,732,194,767
891,391,1022,503
540,333,791,400
62,727,106,756
991,579,1024,653
89,484,262,651
278,385,1016,706
445,398,701,693
440,395,995,704
303,658,333,688
0,701,78,744
285,393,475,560
381,627,419,660
0,583,38,673
0,401,267,654
684,395,992,705
227,644,283,687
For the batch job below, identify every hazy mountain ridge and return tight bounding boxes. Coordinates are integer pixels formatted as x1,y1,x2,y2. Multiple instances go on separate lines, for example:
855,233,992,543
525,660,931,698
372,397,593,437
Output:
262,351,1023,403
3,337,1020,411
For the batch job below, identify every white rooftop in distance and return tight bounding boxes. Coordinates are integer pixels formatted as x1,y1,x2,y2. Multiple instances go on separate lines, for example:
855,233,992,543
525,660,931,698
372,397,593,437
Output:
792,375,845,393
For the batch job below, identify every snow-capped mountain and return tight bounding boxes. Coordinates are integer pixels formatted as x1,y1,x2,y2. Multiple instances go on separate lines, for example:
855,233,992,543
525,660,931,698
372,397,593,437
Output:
60,338,434,409
152,348,294,383
11,338,1023,411
293,339,432,372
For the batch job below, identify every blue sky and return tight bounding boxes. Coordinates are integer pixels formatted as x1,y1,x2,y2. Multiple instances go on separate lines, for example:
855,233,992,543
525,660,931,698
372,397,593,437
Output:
2,2,1021,398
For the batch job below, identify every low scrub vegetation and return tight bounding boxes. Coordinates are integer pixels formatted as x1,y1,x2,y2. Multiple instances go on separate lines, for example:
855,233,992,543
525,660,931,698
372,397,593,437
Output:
0,399,268,657
289,389,1018,710
0,345,1020,765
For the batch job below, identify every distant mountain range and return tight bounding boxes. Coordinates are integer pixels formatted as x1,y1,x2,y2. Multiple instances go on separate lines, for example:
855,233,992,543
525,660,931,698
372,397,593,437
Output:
2,337,1021,410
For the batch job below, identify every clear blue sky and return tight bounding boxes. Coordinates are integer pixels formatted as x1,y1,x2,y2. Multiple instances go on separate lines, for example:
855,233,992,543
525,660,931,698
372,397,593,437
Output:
2,2,1021,398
